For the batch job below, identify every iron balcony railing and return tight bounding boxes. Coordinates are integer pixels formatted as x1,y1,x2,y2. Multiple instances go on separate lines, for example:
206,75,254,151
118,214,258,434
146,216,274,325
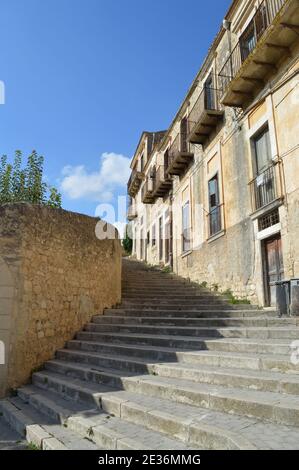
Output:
207,204,224,238
127,205,137,220
141,177,154,202
128,170,136,190
155,165,168,188
128,169,143,191
249,162,282,211
219,0,287,92
168,132,191,169
188,87,222,136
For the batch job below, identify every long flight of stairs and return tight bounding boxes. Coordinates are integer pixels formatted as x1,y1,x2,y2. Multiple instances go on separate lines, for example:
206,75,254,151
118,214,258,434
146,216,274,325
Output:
1,259,299,450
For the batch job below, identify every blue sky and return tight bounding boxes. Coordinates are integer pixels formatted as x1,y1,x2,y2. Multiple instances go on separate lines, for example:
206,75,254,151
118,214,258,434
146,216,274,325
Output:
0,0,230,223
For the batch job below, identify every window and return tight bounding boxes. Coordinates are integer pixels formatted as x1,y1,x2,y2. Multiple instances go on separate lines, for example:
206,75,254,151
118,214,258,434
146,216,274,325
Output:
182,201,191,253
208,174,222,236
259,209,280,231
253,127,272,175
152,224,156,247
147,231,150,245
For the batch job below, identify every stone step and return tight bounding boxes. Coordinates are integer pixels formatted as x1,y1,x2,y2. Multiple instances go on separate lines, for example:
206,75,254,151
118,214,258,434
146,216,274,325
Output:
13,386,191,451
122,273,195,284
104,308,277,318
122,287,211,294
122,293,224,300
67,339,298,373
76,331,294,355
55,348,299,395
84,323,299,340
67,410,195,450
0,396,99,450
29,370,299,447
95,315,297,328
122,299,231,306
0,415,26,450
39,361,299,426
120,302,256,310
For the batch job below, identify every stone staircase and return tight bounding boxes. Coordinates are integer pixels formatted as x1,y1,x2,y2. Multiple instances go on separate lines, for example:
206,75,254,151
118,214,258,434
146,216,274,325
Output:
1,258,299,450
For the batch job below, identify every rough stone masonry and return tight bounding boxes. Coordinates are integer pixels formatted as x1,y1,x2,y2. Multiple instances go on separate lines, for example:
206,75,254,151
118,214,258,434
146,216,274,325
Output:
0,203,122,397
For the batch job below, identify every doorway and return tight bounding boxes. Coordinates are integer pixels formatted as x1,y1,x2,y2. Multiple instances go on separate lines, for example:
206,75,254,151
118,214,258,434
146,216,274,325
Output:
263,234,284,307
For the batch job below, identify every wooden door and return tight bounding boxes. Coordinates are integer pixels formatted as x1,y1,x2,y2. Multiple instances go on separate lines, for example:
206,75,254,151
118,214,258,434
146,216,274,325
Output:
264,235,284,307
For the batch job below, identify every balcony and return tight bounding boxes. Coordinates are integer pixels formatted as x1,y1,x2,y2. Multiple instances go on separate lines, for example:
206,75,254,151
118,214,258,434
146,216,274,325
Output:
128,170,144,197
127,205,137,221
219,0,299,107
153,150,173,198
249,161,283,213
167,132,194,176
141,177,155,204
188,88,224,144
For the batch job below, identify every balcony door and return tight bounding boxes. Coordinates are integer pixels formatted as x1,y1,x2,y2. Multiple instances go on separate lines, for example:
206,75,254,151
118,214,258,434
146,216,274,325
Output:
263,235,284,307
240,22,256,62
204,74,215,110
254,127,272,174
180,118,188,153
208,174,221,236
253,127,275,208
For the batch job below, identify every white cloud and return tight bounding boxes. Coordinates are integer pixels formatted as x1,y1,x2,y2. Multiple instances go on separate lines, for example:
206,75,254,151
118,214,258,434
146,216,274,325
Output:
60,152,131,203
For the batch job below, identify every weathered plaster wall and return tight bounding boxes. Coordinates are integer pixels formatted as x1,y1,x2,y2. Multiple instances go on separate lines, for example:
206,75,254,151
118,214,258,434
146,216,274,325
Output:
0,204,122,396
273,65,299,278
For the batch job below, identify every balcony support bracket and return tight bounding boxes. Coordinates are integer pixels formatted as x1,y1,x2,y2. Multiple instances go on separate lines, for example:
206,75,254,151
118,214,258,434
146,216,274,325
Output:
280,23,299,36
265,42,291,53
242,76,264,85
252,60,277,69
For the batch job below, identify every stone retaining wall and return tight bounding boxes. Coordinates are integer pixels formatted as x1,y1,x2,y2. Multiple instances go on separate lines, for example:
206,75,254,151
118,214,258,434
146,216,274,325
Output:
0,203,122,397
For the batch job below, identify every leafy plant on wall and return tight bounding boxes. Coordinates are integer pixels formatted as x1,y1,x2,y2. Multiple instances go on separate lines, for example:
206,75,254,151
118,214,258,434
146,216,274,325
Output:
0,150,62,208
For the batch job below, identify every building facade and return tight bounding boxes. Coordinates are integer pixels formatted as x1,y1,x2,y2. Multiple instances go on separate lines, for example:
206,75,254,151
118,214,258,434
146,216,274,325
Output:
127,0,299,307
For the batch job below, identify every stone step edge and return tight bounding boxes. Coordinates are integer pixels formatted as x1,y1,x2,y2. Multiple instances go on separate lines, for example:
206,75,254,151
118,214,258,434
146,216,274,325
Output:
22,379,256,450
66,410,194,450
97,315,292,322
0,400,67,450
78,330,297,344
86,322,299,333
68,338,293,359
15,387,192,451
106,308,273,313
55,349,299,393
33,370,299,426
41,360,297,416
